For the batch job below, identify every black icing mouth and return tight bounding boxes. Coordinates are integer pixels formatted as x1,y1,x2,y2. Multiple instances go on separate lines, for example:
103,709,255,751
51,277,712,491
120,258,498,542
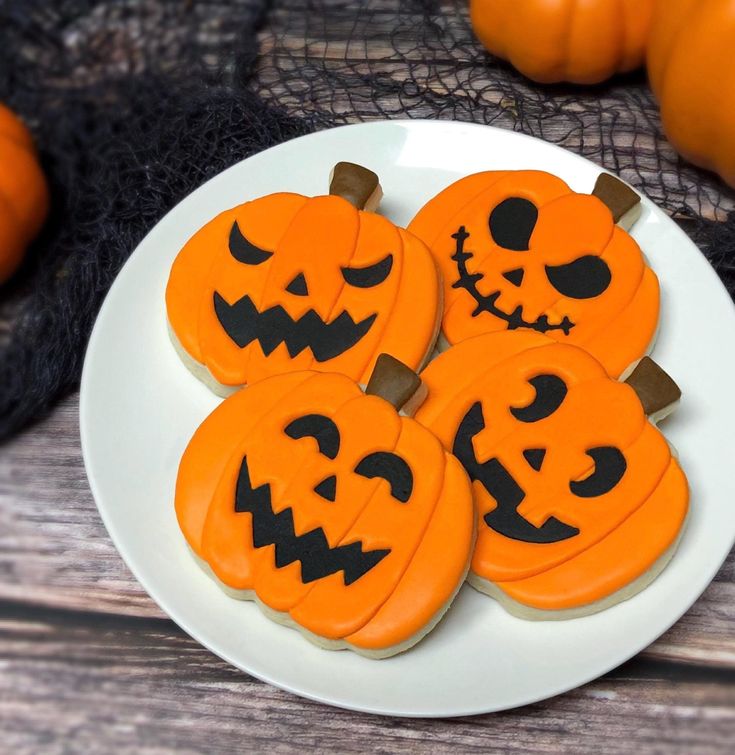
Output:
234,457,390,585
214,292,377,361
451,227,575,336
452,402,579,544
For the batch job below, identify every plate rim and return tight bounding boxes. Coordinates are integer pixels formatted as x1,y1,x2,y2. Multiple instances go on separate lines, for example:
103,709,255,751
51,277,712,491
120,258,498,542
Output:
80,118,735,717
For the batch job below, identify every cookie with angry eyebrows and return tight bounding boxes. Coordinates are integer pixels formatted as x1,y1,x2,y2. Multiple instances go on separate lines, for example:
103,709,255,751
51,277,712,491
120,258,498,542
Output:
408,170,657,378
415,332,689,619
166,162,442,395
175,355,475,658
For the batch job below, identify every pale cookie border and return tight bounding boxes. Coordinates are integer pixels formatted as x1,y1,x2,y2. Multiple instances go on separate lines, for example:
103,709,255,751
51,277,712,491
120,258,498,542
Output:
189,510,475,660
466,513,688,621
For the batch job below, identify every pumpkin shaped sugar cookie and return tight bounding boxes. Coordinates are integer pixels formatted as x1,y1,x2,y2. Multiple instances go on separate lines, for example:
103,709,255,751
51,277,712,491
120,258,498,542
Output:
409,170,658,378
0,103,49,284
415,332,689,619
175,355,475,658
166,162,442,395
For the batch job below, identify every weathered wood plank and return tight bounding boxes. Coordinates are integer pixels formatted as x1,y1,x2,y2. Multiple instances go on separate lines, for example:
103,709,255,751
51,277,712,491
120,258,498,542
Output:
1,604,734,754
1,392,734,670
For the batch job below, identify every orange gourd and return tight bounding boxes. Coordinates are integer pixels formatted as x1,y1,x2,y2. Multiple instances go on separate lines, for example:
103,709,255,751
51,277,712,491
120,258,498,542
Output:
175,356,475,657
408,170,659,379
0,104,49,283
415,332,689,617
470,0,654,85
166,162,441,394
648,0,735,188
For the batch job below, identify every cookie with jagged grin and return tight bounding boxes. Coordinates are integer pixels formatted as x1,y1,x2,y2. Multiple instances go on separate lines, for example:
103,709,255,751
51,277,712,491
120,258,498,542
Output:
409,170,659,378
415,332,689,619
166,162,441,395
175,356,474,658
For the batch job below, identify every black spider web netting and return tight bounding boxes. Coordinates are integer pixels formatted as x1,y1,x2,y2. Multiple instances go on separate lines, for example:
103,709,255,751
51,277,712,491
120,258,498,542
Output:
0,0,733,440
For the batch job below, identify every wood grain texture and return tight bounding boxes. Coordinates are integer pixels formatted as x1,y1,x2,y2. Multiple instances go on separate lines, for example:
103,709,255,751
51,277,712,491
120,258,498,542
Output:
1,603,734,754
2,392,734,666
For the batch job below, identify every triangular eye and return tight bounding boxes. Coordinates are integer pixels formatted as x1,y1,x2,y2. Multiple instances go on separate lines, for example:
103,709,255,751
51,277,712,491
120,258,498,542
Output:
489,197,538,251
341,254,393,288
229,221,273,265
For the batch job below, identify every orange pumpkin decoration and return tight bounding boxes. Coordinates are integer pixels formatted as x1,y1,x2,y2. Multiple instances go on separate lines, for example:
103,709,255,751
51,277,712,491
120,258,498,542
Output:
648,0,735,188
415,332,688,617
0,103,49,284
166,162,441,394
175,355,475,657
470,0,654,85
408,170,658,379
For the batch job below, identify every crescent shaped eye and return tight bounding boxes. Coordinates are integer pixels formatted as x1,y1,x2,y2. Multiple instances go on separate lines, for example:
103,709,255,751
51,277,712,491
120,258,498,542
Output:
545,255,611,299
341,254,393,288
229,221,273,265
354,451,413,502
489,197,538,251
570,447,627,498
510,374,567,423
285,414,340,459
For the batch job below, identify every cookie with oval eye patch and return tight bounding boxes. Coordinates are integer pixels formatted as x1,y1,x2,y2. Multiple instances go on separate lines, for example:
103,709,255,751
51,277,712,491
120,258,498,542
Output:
414,332,688,619
166,162,442,395
175,354,475,658
408,170,657,378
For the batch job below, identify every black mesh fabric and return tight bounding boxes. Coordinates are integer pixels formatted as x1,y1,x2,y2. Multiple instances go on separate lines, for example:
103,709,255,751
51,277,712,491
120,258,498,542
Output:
0,0,733,440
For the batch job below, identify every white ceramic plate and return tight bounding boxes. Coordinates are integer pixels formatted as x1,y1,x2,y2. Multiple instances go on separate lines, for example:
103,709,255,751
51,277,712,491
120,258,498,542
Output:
80,120,735,717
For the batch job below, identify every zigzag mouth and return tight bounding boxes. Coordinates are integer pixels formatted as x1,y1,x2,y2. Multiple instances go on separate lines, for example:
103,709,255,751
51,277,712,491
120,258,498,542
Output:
234,457,390,586
451,226,575,336
214,292,377,361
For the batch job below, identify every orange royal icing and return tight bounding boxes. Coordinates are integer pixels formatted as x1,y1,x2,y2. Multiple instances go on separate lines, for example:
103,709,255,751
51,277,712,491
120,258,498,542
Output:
166,189,441,389
415,332,689,613
408,170,659,378
175,370,474,653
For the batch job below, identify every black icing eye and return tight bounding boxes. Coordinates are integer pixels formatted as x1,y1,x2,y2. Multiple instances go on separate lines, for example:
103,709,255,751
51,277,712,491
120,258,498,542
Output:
489,197,538,251
570,447,626,498
354,451,413,503
545,255,611,299
510,374,567,423
341,254,393,288
229,221,273,265
285,414,340,459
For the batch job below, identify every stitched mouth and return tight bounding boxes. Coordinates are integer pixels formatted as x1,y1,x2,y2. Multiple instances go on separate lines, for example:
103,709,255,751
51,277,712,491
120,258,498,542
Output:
234,457,390,586
452,402,579,544
214,292,377,361
450,226,575,336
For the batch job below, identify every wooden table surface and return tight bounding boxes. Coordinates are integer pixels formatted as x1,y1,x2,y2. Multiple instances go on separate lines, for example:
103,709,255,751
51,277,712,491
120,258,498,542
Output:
1,2,734,751
1,392,734,752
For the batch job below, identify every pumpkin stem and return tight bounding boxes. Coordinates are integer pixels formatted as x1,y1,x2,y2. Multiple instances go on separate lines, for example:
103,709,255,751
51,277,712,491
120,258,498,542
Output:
366,354,427,416
592,174,641,231
624,356,681,422
329,162,383,212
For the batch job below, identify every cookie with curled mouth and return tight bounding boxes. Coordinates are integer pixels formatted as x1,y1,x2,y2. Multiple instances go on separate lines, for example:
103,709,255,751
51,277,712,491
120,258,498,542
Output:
409,169,659,378
415,332,688,619
166,162,442,395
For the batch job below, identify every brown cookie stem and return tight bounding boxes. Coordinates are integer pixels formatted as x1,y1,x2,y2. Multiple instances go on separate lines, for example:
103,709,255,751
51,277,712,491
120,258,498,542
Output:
624,356,681,420
366,354,427,416
592,173,641,230
329,162,383,212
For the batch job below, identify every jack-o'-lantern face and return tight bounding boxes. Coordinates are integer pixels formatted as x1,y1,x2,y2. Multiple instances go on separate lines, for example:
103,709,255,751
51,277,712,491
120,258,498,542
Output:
415,332,688,613
175,369,474,656
167,182,440,390
409,170,660,378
